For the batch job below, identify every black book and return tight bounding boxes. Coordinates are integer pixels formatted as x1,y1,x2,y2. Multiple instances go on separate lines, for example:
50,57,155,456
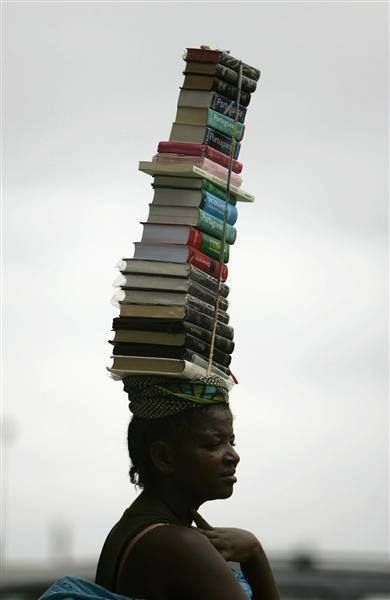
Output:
113,308,234,341
111,321,234,355
111,336,231,368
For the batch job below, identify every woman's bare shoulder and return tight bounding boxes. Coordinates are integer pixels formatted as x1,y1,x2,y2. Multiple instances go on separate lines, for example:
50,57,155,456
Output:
121,524,247,600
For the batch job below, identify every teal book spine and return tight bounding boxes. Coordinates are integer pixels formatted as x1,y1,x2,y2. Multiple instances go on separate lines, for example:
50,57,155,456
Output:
207,109,245,142
198,209,237,245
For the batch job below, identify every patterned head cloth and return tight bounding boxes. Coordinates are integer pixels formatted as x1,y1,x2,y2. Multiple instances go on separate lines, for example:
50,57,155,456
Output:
123,374,229,419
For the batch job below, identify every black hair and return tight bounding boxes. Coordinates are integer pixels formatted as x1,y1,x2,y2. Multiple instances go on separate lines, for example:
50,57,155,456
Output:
127,403,231,489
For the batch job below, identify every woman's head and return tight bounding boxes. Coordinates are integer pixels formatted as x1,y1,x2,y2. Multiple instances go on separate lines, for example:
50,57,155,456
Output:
127,402,240,504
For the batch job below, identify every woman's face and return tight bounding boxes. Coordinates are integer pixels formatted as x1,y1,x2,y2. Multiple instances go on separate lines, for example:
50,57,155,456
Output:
172,405,240,504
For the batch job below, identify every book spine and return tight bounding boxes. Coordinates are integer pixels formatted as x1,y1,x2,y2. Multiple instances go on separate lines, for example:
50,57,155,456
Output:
185,306,233,339
210,93,246,123
212,79,251,107
214,63,257,93
204,127,240,159
112,315,234,341
187,226,204,249
198,209,237,245
207,109,244,142
198,230,230,262
183,48,261,82
189,265,229,298
202,191,238,226
112,343,186,361
187,281,229,312
187,246,228,281
204,145,242,174
202,179,236,204
186,294,229,324
183,321,234,354
186,334,232,367
219,52,261,82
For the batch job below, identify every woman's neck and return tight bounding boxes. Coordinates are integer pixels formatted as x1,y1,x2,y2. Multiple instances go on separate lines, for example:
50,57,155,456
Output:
143,483,199,527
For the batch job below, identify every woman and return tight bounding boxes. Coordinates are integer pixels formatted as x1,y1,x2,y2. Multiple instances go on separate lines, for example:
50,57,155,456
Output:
95,374,280,600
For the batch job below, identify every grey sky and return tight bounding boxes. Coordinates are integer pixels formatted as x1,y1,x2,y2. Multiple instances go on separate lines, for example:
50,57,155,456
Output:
3,1,388,564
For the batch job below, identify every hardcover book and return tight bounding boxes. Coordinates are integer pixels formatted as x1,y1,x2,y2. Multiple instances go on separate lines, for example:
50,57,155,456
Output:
113,313,234,341
113,287,229,312
169,123,241,157
116,264,229,297
151,175,239,205
177,90,247,123
174,108,245,141
108,356,232,383
157,141,243,174
138,162,255,202
117,294,230,325
151,188,238,225
117,258,228,283
184,62,257,94
181,74,251,107
111,338,232,368
144,208,237,244
111,323,234,355
133,241,229,271
152,153,242,187
184,48,261,82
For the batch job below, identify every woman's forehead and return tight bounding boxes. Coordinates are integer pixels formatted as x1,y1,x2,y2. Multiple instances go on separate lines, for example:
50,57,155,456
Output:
191,406,234,436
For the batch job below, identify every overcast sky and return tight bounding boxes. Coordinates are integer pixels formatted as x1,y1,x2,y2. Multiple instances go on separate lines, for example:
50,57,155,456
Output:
2,1,388,566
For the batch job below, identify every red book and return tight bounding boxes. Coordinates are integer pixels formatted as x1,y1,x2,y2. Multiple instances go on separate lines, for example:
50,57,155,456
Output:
188,246,228,281
157,141,243,174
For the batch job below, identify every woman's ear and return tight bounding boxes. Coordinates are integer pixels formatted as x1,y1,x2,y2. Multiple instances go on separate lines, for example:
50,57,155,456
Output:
150,440,175,475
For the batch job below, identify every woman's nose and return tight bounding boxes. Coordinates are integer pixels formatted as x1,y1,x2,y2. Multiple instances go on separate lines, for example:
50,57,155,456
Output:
225,445,240,466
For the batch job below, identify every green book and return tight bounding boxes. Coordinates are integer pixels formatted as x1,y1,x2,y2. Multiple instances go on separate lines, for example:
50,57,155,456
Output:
199,209,236,244
152,175,237,205
200,231,229,263
208,109,244,142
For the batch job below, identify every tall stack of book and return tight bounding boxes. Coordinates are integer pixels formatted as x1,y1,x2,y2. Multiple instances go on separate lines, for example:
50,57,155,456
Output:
109,47,260,385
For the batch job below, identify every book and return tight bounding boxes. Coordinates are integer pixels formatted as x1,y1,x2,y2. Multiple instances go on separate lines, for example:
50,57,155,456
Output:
134,234,229,264
108,356,233,384
117,295,230,325
174,108,245,141
132,244,228,280
114,283,229,312
152,153,242,187
184,48,261,82
177,90,246,123
181,74,251,107
116,264,229,298
113,312,234,341
157,141,243,174
152,175,238,205
184,62,257,94
111,338,232,368
152,188,238,226
139,162,255,203
117,258,228,283
111,322,234,354
169,124,241,158
144,209,237,244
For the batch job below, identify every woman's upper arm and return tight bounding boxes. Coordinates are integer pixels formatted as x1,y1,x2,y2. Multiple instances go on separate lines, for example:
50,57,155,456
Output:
140,525,248,600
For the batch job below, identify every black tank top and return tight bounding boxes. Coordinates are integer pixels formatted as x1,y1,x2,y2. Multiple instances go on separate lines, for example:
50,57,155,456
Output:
95,492,183,592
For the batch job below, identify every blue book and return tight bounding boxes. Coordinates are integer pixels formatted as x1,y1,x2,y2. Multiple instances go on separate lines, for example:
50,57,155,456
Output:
202,191,238,226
